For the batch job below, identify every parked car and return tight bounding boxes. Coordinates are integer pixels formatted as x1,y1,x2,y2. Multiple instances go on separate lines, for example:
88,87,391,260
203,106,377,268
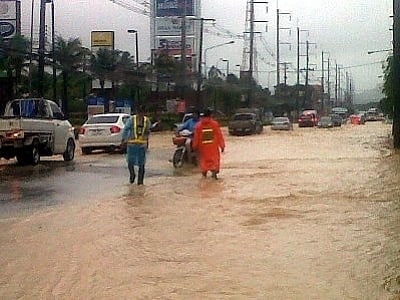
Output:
271,116,293,131
329,113,342,127
78,113,131,154
350,114,365,125
318,116,334,128
228,111,263,135
298,110,318,127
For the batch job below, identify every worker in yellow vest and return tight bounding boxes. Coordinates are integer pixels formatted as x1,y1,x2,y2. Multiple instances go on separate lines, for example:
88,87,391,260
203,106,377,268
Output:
121,105,151,184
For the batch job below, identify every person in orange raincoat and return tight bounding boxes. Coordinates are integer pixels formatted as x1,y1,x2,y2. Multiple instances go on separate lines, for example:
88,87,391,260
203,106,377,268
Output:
193,108,225,179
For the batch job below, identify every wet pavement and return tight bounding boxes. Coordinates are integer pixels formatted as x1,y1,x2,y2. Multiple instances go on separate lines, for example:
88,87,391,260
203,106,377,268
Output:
0,122,399,299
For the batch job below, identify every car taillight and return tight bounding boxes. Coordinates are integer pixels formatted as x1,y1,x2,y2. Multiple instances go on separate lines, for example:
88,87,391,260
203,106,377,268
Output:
110,126,121,134
78,127,85,135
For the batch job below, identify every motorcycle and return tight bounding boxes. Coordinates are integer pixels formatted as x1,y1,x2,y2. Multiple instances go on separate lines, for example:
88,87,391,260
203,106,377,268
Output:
172,130,197,168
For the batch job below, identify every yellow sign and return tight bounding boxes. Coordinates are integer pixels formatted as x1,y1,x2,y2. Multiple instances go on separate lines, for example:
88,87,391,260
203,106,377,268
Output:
91,31,114,48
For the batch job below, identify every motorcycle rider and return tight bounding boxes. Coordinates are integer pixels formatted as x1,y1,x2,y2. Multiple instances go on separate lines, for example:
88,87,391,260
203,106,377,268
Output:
178,111,200,162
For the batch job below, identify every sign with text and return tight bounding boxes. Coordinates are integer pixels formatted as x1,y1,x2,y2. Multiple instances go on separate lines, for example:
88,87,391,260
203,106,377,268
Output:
155,17,194,36
155,0,194,17
156,36,194,56
91,31,114,48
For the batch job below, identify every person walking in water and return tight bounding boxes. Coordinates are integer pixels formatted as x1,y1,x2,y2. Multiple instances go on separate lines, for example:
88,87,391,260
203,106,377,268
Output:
193,108,225,179
121,105,151,185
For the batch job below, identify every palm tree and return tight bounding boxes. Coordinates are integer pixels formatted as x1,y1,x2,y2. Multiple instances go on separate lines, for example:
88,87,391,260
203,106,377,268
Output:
53,35,84,117
0,35,30,98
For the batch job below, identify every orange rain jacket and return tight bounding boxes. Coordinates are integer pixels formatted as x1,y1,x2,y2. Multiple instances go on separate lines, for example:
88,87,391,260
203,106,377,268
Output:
193,117,225,173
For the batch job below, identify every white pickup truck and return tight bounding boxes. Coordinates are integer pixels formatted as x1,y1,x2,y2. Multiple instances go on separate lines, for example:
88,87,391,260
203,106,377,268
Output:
0,98,76,165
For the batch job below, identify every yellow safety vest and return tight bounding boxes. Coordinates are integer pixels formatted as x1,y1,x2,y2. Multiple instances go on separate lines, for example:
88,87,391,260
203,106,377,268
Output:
128,115,149,144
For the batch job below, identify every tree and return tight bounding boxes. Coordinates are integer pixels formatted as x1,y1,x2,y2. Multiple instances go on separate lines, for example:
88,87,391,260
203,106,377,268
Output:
0,35,30,98
381,55,394,119
53,36,84,117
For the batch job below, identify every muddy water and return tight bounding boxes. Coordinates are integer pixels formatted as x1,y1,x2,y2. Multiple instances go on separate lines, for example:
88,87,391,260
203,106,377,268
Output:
1,122,399,299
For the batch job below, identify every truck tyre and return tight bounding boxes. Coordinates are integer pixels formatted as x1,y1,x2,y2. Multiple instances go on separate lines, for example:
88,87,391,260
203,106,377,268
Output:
63,138,75,161
29,141,40,165
16,141,40,165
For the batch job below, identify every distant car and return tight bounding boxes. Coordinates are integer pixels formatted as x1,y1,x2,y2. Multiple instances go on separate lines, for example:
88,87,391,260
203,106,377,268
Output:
298,110,318,127
271,116,293,131
228,112,263,135
329,113,342,127
78,113,131,154
350,114,365,125
318,116,334,128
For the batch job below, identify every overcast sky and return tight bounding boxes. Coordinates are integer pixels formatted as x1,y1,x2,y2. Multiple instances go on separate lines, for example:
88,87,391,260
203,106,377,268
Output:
21,0,393,93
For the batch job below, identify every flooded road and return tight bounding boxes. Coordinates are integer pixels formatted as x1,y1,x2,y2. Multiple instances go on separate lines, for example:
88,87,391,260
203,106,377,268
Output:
0,122,399,299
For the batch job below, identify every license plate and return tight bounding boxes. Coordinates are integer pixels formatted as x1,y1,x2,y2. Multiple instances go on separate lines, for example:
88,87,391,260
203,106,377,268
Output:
89,129,104,136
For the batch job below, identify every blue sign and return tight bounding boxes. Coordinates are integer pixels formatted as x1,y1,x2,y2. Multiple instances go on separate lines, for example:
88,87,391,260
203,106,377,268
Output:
156,0,194,17
86,96,106,106
115,99,133,108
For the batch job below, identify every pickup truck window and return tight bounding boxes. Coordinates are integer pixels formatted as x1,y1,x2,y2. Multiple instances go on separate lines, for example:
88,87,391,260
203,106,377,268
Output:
233,113,255,121
49,102,64,119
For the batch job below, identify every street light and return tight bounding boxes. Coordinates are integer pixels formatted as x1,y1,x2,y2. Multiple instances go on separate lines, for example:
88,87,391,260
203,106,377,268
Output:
127,29,139,69
221,58,230,77
204,40,235,78
127,29,139,110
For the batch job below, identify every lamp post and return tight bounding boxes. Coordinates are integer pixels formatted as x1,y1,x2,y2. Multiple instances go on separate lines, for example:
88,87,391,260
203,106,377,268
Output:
127,29,139,69
221,58,230,78
127,29,140,110
204,41,235,78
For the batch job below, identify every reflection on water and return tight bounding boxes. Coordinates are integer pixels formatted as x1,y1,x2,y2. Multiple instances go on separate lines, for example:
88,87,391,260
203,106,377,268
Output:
0,123,399,299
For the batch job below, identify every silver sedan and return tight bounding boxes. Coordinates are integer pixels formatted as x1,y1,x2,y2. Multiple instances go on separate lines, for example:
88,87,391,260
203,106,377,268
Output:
271,116,293,131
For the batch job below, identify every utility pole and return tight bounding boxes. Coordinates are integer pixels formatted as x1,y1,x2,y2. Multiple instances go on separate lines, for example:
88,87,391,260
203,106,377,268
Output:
321,51,325,114
276,8,291,87
51,0,56,102
195,17,215,110
180,0,187,99
281,62,290,85
335,63,338,107
246,0,268,107
296,27,308,116
321,51,329,114
305,41,309,89
393,0,400,148
327,58,331,107
38,0,46,97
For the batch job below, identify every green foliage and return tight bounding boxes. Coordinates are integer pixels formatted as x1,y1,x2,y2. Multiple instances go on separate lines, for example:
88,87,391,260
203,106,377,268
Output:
381,55,394,118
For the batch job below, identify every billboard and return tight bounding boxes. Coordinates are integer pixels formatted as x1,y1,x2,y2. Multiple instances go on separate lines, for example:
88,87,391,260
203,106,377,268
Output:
156,17,194,36
0,0,18,39
156,0,194,17
156,36,194,56
91,31,114,48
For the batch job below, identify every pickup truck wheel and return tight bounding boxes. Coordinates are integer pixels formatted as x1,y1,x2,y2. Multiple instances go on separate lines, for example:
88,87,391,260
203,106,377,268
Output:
63,138,75,161
28,141,40,165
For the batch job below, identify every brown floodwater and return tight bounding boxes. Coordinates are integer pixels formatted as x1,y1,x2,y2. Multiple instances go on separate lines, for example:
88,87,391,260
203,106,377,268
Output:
0,122,399,299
